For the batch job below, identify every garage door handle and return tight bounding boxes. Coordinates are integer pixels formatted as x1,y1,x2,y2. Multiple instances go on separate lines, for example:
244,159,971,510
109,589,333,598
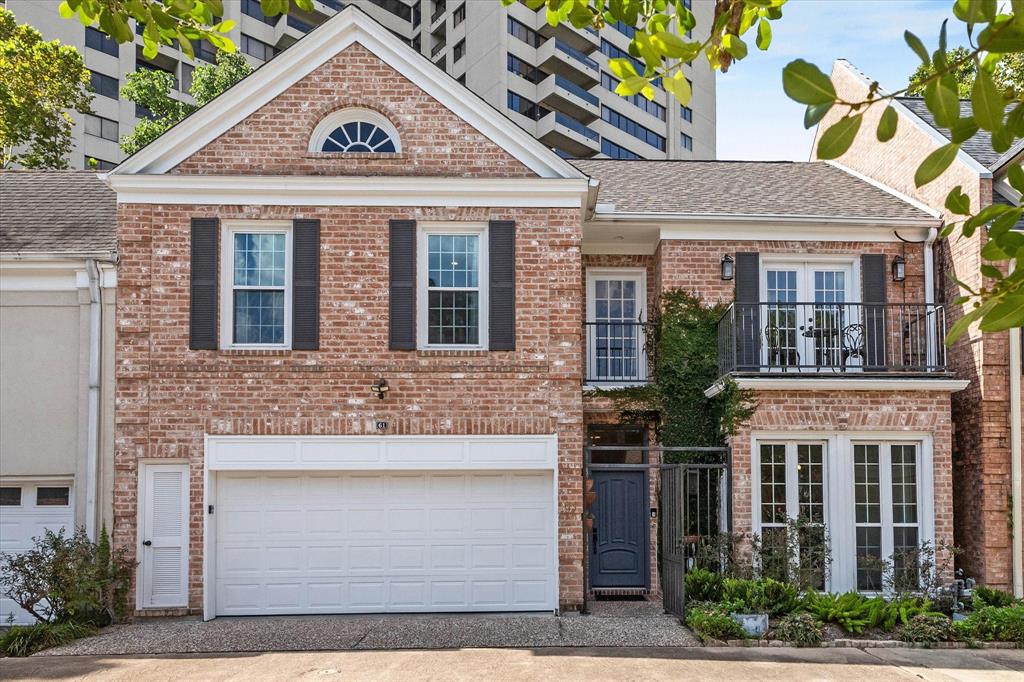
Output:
143,540,152,546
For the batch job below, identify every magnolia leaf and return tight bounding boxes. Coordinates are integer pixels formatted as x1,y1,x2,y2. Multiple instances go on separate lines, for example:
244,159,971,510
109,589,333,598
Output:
616,76,650,97
963,203,1015,235
756,19,772,51
904,30,930,64
979,295,1024,332
651,31,700,61
945,186,971,215
990,209,1024,238
946,298,997,343
607,57,639,79
816,114,863,160
915,142,959,187
782,59,836,106
58,1,75,19
971,68,1004,132
722,34,748,60
924,77,960,128
876,105,898,142
1008,164,1024,194
663,71,692,106
949,117,979,144
804,102,832,129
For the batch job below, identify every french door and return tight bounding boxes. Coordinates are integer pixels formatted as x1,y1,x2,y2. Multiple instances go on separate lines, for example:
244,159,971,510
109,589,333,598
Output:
586,270,646,383
761,262,854,371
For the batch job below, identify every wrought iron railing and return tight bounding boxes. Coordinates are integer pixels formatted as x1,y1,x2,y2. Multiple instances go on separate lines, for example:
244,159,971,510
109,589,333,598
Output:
584,321,652,383
717,301,948,375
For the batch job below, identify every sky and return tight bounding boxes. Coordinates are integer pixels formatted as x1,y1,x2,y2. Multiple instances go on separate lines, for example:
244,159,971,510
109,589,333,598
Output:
715,0,971,161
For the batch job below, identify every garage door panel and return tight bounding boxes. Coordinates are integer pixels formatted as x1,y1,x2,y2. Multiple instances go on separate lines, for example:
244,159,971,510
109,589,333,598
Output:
214,471,555,615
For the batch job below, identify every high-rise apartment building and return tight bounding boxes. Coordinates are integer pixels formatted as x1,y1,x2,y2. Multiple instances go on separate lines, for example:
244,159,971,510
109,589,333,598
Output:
7,0,715,168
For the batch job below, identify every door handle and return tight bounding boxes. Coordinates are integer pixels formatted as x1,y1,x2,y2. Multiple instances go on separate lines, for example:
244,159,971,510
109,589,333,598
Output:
143,540,152,546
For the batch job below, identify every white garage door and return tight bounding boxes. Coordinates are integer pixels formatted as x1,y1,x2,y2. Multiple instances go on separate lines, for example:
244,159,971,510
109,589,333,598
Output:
0,483,74,624
214,471,556,615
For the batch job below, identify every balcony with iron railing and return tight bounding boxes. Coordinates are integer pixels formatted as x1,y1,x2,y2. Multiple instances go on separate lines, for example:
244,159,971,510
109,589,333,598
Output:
716,301,949,376
584,321,653,385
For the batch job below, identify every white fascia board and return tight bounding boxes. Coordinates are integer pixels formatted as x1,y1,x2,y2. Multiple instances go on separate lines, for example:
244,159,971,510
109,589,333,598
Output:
833,60,992,179
994,176,1022,205
704,377,970,397
108,7,583,180
106,175,589,208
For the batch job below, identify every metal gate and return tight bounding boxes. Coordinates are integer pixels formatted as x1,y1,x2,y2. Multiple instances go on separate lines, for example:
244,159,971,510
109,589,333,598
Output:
659,449,730,620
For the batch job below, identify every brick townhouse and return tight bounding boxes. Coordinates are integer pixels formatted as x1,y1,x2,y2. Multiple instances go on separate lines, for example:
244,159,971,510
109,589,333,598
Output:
814,60,1024,596
100,7,968,619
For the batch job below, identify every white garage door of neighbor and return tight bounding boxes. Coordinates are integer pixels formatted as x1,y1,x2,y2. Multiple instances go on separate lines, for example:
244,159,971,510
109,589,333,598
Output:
214,471,557,616
0,483,74,624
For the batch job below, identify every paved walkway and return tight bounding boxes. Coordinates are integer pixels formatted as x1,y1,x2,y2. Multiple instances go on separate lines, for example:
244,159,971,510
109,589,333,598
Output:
4,646,1024,681
35,610,699,656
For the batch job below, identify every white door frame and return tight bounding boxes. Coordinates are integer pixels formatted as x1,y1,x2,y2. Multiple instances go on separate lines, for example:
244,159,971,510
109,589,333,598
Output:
202,434,559,621
136,461,190,610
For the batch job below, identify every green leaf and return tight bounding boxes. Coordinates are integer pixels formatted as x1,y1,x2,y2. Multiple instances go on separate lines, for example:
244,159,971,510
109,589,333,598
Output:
616,76,650,97
924,78,960,128
949,117,979,144
876,105,898,142
990,208,1023,238
816,115,863,160
1008,164,1024,194
607,58,638,79
782,59,836,106
651,32,700,61
663,71,692,106
979,295,1024,332
804,102,832,129
58,1,75,19
971,68,1004,132
963,203,1014,235
946,298,996,343
756,20,772,51
722,34,748,60
979,17,1024,53
945,186,971,215
904,30,930,64
915,143,959,187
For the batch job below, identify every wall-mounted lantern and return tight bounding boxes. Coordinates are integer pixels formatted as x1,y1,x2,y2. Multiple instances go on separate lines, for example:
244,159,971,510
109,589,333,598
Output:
370,377,390,400
721,254,735,281
892,255,906,282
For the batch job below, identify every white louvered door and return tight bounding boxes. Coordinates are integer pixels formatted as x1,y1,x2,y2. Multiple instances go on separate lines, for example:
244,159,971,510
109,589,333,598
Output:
140,464,190,608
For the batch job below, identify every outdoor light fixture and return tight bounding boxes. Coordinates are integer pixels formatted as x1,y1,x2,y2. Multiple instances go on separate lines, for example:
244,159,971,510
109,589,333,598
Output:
892,255,906,282
370,377,389,400
720,254,735,281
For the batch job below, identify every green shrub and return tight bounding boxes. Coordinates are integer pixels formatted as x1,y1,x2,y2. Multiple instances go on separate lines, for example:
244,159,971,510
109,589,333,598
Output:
685,601,746,641
867,596,944,632
772,612,824,647
974,586,1016,609
0,622,96,657
957,605,1024,644
685,568,724,603
898,614,955,644
802,591,874,634
722,577,799,616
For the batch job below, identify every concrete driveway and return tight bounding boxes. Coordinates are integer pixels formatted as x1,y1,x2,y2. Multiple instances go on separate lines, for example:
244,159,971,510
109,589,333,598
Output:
3,646,1024,681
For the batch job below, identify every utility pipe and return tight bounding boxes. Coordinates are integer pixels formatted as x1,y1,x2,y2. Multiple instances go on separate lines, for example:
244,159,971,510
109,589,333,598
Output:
1011,300,1022,597
924,227,938,367
84,259,102,540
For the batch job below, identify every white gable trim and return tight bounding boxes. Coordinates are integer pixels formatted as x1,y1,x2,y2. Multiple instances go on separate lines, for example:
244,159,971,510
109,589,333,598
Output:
104,174,589,207
107,7,582,180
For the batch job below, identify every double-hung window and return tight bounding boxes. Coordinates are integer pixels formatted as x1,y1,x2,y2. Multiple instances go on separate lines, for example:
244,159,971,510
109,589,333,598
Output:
220,223,291,348
418,225,487,348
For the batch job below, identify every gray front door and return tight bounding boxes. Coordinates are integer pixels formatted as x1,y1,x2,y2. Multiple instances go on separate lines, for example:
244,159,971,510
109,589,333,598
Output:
590,469,648,588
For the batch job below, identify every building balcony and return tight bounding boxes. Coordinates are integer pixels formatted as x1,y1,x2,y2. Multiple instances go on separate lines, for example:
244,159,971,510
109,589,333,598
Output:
537,111,600,156
537,38,599,87
537,74,600,122
716,301,949,377
584,321,652,385
535,18,599,54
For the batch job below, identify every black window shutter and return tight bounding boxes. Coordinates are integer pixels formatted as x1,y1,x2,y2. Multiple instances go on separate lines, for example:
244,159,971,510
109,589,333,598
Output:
292,219,320,350
189,218,219,350
862,254,888,371
734,252,760,371
389,220,417,350
488,220,516,351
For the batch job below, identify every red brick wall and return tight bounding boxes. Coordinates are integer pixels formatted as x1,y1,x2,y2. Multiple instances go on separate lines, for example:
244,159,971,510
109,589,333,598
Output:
115,202,586,613
173,43,536,178
815,61,1014,589
732,389,956,584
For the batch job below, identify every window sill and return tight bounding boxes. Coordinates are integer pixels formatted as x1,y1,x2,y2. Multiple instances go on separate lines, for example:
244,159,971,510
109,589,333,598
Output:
218,348,293,356
416,348,490,357
304,152,407,160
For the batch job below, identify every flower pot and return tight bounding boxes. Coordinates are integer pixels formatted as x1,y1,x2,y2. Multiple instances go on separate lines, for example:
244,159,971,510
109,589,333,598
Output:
730,612,769,636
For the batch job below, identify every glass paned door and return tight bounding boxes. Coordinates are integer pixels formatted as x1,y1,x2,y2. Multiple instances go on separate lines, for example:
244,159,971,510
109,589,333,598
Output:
587,272,645,382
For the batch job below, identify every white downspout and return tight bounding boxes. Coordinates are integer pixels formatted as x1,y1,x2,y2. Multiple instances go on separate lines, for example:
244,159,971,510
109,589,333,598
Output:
84,259,102,540
924,227,938,367
1011,288,1022,597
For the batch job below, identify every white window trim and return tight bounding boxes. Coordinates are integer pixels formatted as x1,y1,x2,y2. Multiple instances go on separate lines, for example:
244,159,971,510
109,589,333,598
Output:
759,255,860,304
416,222,489,350
0,478,74,509
219,221,293,350
308,107,402,153
751,431,935,594
584,267,648,385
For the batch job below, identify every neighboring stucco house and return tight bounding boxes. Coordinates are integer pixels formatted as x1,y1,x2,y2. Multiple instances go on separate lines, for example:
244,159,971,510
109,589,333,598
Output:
98,7,966,619
813,59,1024,596
0,171,118,623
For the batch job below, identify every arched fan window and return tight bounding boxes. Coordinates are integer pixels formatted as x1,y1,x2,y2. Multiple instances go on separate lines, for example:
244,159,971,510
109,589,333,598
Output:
309,109,401,154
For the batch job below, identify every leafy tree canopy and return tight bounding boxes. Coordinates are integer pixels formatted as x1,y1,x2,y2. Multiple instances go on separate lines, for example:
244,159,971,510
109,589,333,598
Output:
908,46,1024,97
119,51,251,155
1,7,92,168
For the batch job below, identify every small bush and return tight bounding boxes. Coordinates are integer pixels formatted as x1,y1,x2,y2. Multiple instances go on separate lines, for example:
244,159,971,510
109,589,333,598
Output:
868,596,944,632
957,605,1024,644
722,577,799,616
685,601,747,641
685,568,724,603
898,614,955,644
974,586,1016,609
802,591,874,634
772,612,824,647
0,622,96,657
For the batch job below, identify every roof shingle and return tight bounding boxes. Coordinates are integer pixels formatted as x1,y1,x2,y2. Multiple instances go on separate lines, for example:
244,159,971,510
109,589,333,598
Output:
895,97,1023,169
571,159,933,221
1,171,116,256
